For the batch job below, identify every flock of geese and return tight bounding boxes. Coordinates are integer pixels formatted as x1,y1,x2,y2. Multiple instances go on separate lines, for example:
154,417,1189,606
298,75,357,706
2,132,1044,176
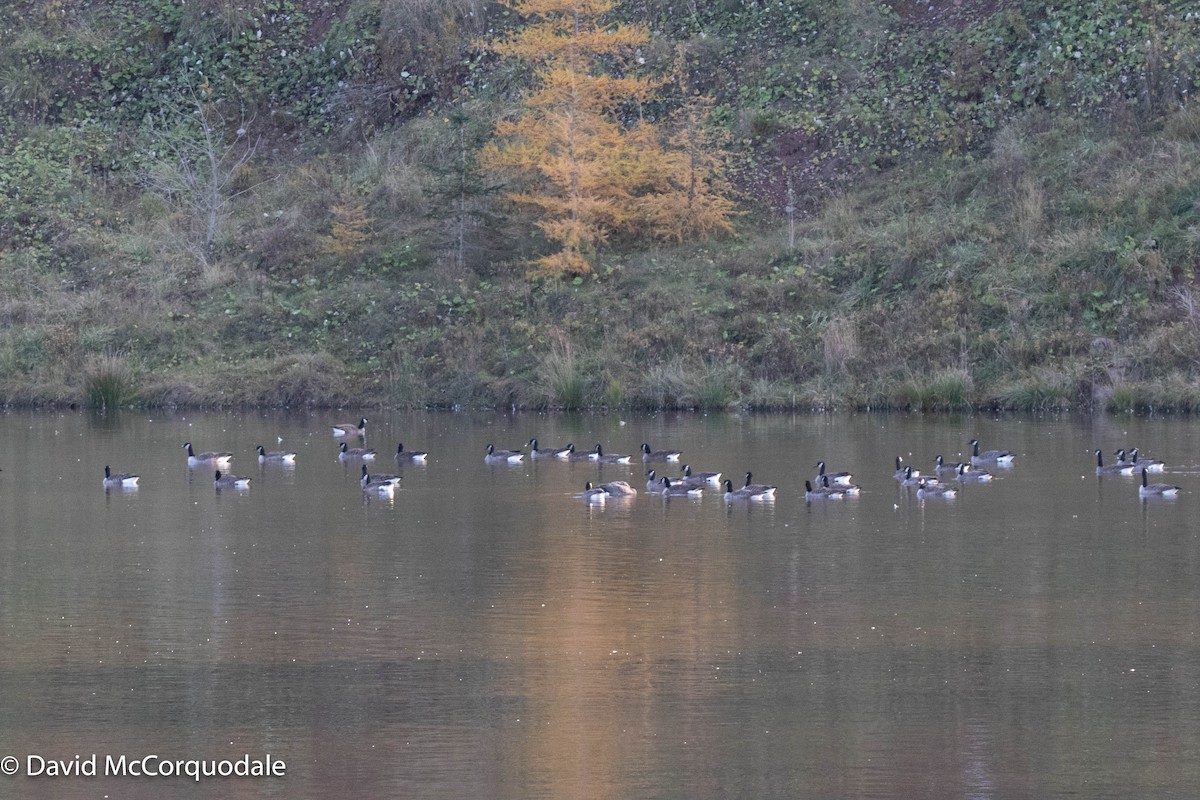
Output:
100,417,1184,503
500,435,1179,504
101,417,431,496
562,436,1183,504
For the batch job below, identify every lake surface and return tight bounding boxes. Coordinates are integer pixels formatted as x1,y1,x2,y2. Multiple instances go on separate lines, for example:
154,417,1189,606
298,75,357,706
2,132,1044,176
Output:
1,409,1198,799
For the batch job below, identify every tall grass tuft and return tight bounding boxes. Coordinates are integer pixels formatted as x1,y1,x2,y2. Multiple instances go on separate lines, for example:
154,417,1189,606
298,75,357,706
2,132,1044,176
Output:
630,358,690,410
539,332,586,410
998,367,1076,411
602,377,624,410
692,362,739,412
1155,374,1200,412
83,353,137,411
902,369,973,411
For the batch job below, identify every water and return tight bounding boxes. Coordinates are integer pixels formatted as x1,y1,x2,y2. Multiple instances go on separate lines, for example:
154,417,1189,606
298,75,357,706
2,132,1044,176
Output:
1,409,1199,798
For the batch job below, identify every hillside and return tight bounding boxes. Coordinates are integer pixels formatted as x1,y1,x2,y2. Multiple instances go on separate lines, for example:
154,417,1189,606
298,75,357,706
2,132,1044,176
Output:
1,0,1199,412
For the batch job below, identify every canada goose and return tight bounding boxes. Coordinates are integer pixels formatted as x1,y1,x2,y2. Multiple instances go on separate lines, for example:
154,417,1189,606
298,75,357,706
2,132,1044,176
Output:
257,445,297,464
723,479,750,501
526,438,571,459
1139,468,1180,497
213,470,251,490
1115,448,1164,471
593,480,637,496
724,478,775,502
741,472,778,498
641,442,683,462
899,466,926,487
815,461,854,486
894,456,920,481
332,417,368,438
394,443,429,463
934,454,966,475
592,444,633,464
360,464,401,488
824,474,861,496
955,463,994,482
102,465,139,489
804,479,844,500
338,441,377,461
582,482,609,504
564,443,595,462
661,476,704,497
969,439,1015,465
1095,449,1135,476
646,470,684,492
681,464,722,488
183,442,233,468
1129,448,1166,473
485,444,525,464
362,475,398,495
916,478,957,498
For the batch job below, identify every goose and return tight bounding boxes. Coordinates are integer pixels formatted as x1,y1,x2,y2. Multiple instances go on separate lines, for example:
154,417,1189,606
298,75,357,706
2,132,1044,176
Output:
332,417,368,438
641,442,683,462
102,465,140,489
339,441,377,461
360,464,401,488
681,464,722,488
394,443,429,464
969,439,1015,465
1139,468,1180,497
591,444,633,464
484,443,524,464
183,442,233,468
740,472,778,498
955,463,994,482
527,438,571,459
916,477,957,498
563,443,595,462
815,461,854,486
824,474,861,496
724,478,775,502
1115,448,1164,471
804,479,845,500
362,475,398,496
1095,449,1135,476
934,454,966,475
646,470,685,492
582,482,609,504
257,445,297,464
594,480,637,496
214,470,251,490
661,476,704,497
1129,448,1166,473
899,466,926,487
894,456,920,481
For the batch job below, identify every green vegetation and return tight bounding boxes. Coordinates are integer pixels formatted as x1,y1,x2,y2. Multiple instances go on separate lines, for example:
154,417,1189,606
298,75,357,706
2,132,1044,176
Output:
83,353,138,411
1,1,1199,412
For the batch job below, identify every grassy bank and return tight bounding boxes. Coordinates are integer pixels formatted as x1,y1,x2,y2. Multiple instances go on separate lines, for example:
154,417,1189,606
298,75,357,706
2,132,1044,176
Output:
1,2,1199,413
6,101,1200,413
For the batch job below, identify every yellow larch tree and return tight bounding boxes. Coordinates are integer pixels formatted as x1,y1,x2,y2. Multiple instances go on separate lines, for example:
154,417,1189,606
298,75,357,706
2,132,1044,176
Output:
481,0,733,278
639,91,738,244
